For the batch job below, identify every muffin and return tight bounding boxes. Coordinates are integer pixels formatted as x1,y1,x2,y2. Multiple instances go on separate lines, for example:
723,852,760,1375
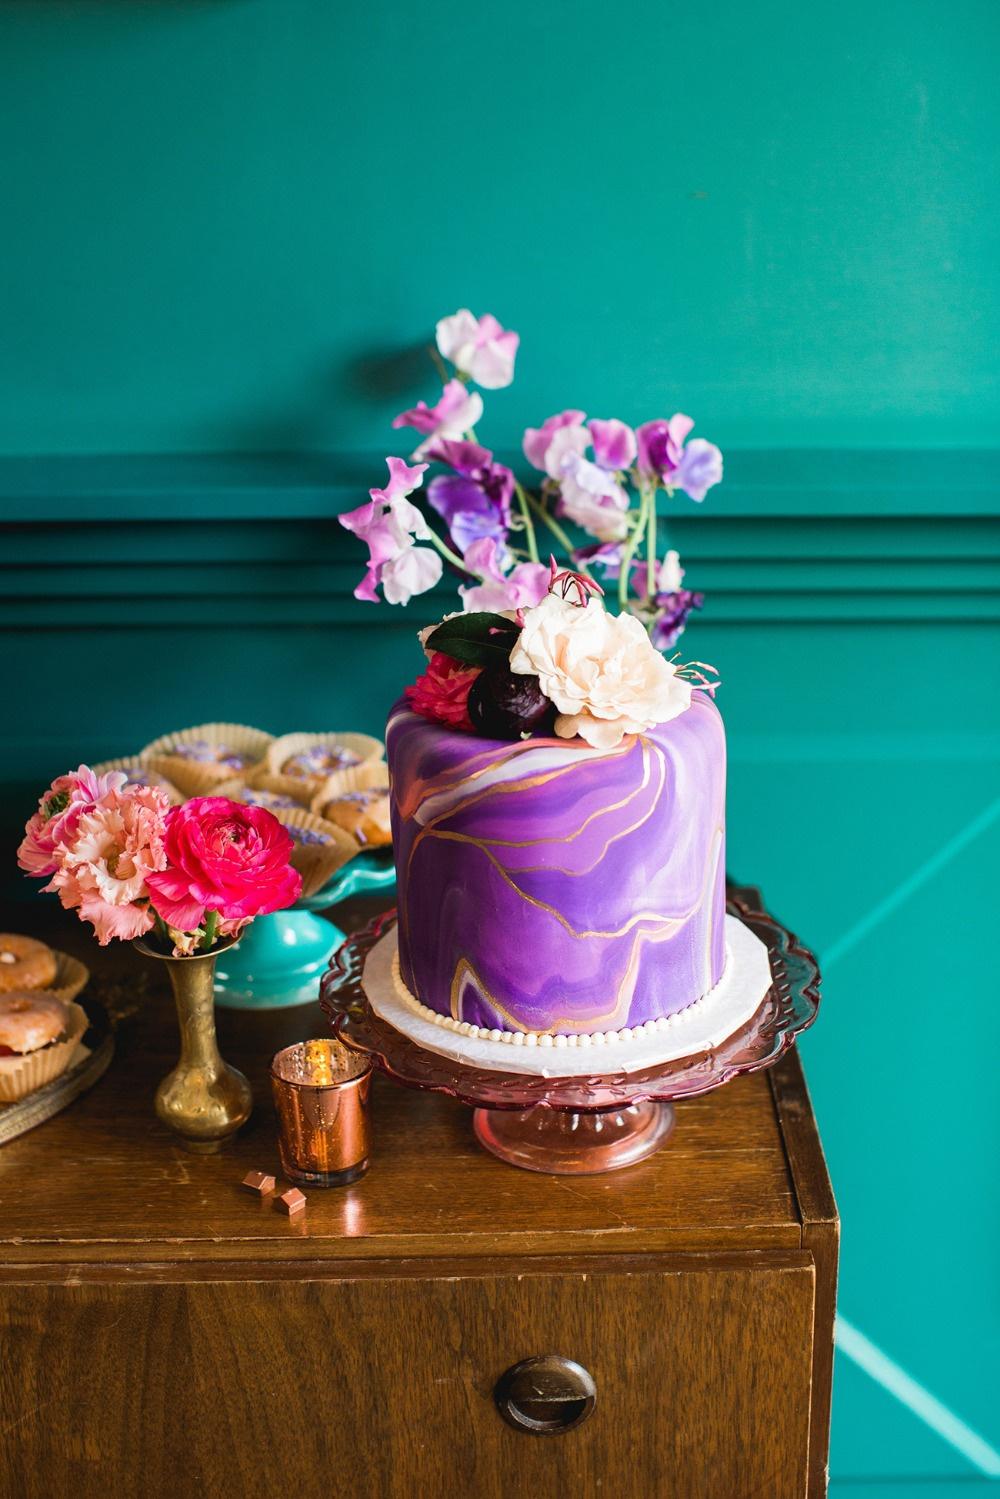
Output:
261,732,383,800
268,808,359,899
0,991,87,1103
90,758,185,805
314,784,392,849
141,723,274,797
0,935,58,994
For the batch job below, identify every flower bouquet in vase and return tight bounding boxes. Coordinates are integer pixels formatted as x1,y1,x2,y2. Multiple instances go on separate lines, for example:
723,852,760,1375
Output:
18,771,301,1151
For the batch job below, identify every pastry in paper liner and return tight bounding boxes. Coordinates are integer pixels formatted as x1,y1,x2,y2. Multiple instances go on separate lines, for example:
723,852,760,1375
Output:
0,934,58,992
48,951,90,1005
311,762,391,849
269,807,359,899
211,777,312,814
90,756,185,805
140,722,274,798
261,731,384,800
0,998,87,1104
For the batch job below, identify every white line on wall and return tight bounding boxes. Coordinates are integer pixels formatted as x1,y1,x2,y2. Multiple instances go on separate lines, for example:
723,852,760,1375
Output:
835,1314,1000,1477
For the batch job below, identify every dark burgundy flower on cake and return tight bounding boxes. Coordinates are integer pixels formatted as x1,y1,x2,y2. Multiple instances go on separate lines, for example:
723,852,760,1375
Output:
467,666,556,740
405,651,481,731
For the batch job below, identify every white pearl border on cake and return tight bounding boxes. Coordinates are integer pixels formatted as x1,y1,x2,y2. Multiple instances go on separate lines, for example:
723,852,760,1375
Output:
361,916,775,1077
390,949,724,1048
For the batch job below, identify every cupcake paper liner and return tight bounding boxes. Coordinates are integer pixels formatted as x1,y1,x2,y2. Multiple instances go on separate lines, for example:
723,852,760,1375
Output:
91,756,186,805
311,762,392,849
261,731,384,801
270,807,359,900
0,999,87,1104
49,951,90,1005
140,722,274,798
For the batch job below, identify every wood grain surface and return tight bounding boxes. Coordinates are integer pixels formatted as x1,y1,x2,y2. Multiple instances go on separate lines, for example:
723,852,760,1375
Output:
0,893,837,1498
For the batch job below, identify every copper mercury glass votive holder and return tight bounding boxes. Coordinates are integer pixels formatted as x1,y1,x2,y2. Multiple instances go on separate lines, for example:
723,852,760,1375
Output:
270,1039,372,1187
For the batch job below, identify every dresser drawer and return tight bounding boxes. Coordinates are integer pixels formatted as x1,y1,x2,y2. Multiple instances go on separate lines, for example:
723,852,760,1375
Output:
0,1252,814,1499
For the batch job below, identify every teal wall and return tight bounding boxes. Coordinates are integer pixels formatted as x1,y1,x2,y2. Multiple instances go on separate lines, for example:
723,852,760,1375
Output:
2,2,1000,1493
2,0,1000,454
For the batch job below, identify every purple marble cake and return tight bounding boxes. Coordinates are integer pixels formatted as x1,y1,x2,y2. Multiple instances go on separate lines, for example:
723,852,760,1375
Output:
387,691,726,1036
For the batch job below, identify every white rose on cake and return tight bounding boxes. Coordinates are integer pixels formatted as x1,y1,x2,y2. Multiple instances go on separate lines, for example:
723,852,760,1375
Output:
508,593,692,750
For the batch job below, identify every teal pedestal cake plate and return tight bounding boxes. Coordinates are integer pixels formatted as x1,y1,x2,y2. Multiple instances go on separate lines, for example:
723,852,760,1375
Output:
213,850,396,1010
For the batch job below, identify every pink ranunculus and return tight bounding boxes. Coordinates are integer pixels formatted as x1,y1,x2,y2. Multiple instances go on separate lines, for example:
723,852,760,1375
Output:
49,782,171,945
405,651,481,731
391,379,484,457
435,310,519,389
522,410,589,476
18,764,128,880
146,798,302,932
458,537,551,612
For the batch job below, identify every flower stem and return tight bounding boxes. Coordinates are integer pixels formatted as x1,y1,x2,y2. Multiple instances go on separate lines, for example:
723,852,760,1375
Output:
201,909,219,952
524,492,595,579
646,484,658,596
424,528,471,572
428,345,450,384
619,486,649,611
514,481,540,563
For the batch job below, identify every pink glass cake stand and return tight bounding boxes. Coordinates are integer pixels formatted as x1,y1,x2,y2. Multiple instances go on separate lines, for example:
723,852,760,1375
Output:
319,889,820,1175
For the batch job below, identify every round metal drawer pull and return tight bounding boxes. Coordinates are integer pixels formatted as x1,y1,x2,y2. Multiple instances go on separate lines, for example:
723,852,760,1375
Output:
494,1355,597,1434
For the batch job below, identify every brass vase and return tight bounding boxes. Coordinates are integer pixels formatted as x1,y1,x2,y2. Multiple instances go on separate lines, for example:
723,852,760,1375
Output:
135,938,253,1152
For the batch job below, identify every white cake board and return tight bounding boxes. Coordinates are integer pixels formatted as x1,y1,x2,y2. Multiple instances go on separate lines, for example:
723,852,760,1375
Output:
362,914,773,1077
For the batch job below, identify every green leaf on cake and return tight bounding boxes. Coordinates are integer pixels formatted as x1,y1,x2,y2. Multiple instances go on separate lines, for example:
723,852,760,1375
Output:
425,612,521,670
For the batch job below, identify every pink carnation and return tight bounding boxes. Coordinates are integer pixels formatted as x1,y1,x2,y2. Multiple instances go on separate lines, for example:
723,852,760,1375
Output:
405,652,481,731
18,765,128,880
49,783,171,945
146,797,302,933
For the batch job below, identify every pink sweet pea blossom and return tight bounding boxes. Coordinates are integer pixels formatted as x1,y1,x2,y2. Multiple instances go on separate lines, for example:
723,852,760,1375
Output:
339,457,442,605
523,410,589,476
636,415,723,501
556,453,630,542
458,538,551,612
588,418,637,471
18,764,128,880
49,783,171,945
391,379,484,458
435,310,519,388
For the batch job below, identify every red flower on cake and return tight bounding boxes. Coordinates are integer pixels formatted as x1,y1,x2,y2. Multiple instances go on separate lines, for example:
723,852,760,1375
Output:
405,651,480,732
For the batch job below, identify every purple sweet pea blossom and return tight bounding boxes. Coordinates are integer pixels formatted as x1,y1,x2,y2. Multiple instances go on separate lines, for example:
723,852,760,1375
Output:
458,537,551,612
391,379,483,457
435,310,519,388
426,439,515,556
339,457,442,605
650,589,705,651
636,414,723,501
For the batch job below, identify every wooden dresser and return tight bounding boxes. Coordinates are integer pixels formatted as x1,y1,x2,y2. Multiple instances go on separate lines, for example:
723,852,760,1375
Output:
0,892,837,1499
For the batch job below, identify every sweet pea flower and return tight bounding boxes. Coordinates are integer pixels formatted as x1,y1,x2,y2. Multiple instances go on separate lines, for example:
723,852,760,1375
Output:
588,418,637,471
636,414,723,501
556,453,630,542
340,457,442,605
435,310,519,388
574,541,643,588
645,549,703,650
458,537,551,612
426,439,514,556
523,410,589,477
391,379,484,458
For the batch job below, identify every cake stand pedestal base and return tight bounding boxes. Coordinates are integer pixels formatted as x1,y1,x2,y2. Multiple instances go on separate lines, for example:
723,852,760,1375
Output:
472,1100,675,1175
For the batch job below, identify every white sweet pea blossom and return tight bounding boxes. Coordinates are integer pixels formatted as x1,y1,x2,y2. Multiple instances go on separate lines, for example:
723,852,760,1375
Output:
380,546,443,606
435,309,520,389
657,549,685,592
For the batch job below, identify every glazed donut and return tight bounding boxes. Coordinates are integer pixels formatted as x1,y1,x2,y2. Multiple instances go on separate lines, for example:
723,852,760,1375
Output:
0,935,58,993
0,992,69,1054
